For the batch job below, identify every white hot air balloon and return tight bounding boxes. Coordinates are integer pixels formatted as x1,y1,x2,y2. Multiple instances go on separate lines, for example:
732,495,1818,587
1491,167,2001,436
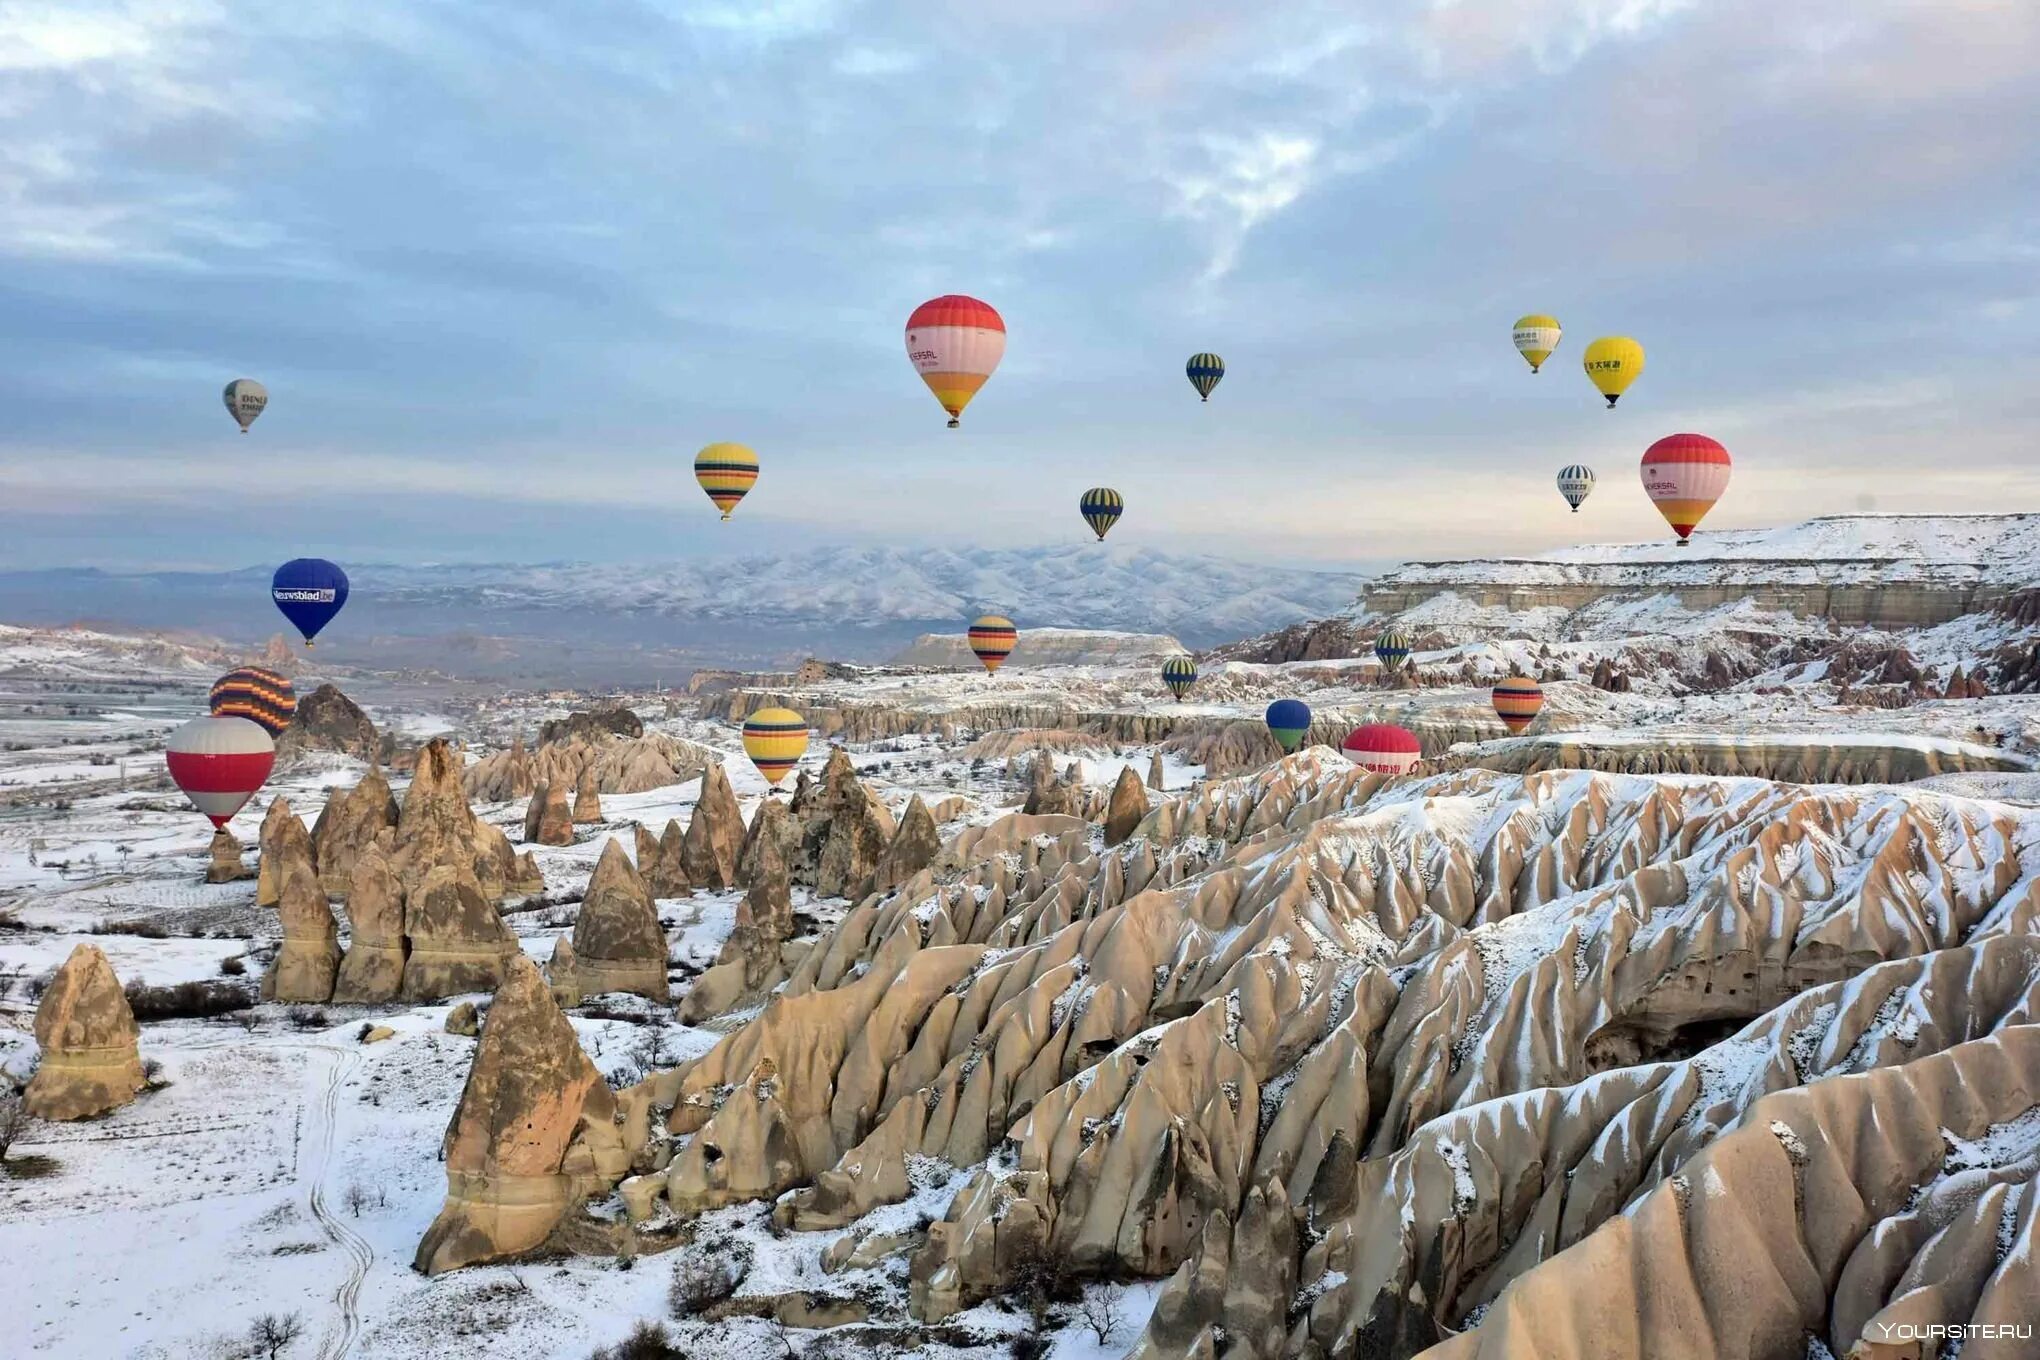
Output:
223,378,268,433
166,715,276,828
1556,464,1596,513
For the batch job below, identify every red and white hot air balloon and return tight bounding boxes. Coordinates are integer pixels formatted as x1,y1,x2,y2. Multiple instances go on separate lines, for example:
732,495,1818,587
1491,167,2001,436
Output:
905,295,1005,428
1341,723,1423,776
1640,433,1731,547
166,715,276,829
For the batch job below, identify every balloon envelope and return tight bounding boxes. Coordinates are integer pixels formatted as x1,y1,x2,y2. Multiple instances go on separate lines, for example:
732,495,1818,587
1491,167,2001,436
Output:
1186,352,1224,401
1374,628,1412,673
1582,337,1644,407
1492,677,1545,734
694,443,759,521
167,715,275,828
1161,655,1198,701
968,615,1018,673
1512,316,1561,373
741,707,810,787
906,296,1005,428
1640,433,1731,545
223,378,267,432
1341,723,1422,776
1556,464,1596,513
271,559,349,646
1079,487,1123,541
209,666,296,736
1265,698,1311,753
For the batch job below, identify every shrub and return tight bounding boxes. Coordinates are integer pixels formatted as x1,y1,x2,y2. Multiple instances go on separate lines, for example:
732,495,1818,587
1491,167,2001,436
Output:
590,1320,685,1360
667,1236,753,1316
123,979,254,1021
219,956,247,977
93,918,168,939
286,1007,330,1031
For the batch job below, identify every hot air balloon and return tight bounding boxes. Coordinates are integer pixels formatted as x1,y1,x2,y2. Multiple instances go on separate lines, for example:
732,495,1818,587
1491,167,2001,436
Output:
209,666,296,737
1080,487,1124,541
905,296,1005,428
968,615,1018,674
1556,464,1596,513
1186,353,1224,402
1640,433,1731,546
1341,723,1422,776
271,559,349,647
1374,627,1411,674
1492,677,1545,734
1161,655,1198,702
166,715,275,828
742,707,810,788
1512,316,1562,374
223,378,267,433
1582,337,1644,408
1265,698,1311,753
694,443,759,521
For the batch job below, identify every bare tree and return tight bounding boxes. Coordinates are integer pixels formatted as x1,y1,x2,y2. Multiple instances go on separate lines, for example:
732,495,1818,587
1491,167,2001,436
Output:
343,1183,369,1217
0,1087,23,1163
249,1312,305,1359
1077,1284,1124,1346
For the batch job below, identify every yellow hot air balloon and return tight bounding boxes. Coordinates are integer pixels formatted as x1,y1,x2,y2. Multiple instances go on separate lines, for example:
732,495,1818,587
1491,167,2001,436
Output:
1512,315,1561,373
1582,337,1644,408
742,707,809,787
694,443,759,521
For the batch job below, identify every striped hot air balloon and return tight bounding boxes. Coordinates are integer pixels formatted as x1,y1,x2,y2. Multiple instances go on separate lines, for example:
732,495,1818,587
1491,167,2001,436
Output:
1186,352,1224,402
1641,433,1731,546
1341,723,1422,776
1374,627,1412,673
1492,677,1545,734
1161,655,1198,702
694,443,759,521
166,715,275,829
741,708,809,787
1265,698,1311,753
209,666,296,737
968,615,1018,674
1556,464,1596,513
1080,487,1124,541
906,295,1005,428
1512,315,1562,374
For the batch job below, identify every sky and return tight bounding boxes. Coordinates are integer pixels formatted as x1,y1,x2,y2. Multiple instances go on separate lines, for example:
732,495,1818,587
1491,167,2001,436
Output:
1,0,2036,572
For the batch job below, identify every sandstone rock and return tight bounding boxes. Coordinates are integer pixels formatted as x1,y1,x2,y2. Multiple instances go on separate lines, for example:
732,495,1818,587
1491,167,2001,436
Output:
257,796,313,908
650,819,692,897
737,800,798,893
1129,1178,1297,1360
571,839,668,1001
387,739,494,895
276,683,379,763
1103,765,1148,847
413,956,620,1274
311,769,400,896
682,822,795,1023
262,848,341,1003
867,796,939,896
571,767,603,825
23,943,144,1121
445,1001,480,1037
684,763,743,890
466,732,536,802
1021,751,1080,817
401,864,520,1002
547,936,582,1010
360,1025,396,1043
523,779,569,845
801,749,896,898
1148,751,1166,790
540,706,643,745
205,828,252,883
330,843,406,1004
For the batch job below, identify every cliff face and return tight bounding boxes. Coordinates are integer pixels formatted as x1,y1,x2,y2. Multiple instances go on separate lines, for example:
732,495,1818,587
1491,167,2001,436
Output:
889,627,1186,669
1361,578,1997,630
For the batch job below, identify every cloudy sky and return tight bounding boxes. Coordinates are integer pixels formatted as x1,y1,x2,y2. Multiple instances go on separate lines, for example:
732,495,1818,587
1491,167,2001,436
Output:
2,0,2035,571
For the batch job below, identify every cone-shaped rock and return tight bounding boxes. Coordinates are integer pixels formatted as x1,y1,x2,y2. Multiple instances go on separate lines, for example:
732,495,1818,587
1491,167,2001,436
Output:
1103,766,1149,847
413,956,618,1274
277,682,378,764
1148,751,1165,791
205,828,253,883
570,766,603,825
651,819,691,897
570,838,668,1001
400,863,519,1002
867,795,939,895
525,780,572,847
257,797,313,908
683,762,743,890
311,769,398,896
739,798,800,892
547,935,582,1009
331,843,406,1004
806,749,896,899
682,807,797,1023
262,848,341,1003
24,943,145,1121
388,738,502,895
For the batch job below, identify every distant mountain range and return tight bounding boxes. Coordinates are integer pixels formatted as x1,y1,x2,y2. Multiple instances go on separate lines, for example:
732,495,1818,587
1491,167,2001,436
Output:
0,547,1369,682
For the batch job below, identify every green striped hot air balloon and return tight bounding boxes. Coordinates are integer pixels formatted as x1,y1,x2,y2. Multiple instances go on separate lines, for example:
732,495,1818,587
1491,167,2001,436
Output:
1161,654,1198,702
1186,352,1224,402
1079,487,1123,541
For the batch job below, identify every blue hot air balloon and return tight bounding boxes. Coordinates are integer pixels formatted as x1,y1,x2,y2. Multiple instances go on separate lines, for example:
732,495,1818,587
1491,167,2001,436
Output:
271,558,349,648
1265,699,1312,753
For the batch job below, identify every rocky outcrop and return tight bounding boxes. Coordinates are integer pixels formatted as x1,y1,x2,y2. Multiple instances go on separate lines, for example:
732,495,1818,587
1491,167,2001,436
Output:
205,829,252,883
445,1001,480,1037
1148,751,1165,790
1432,731,2027,784
524,780,572,846
23,944,145,1121
1020,751,1081,817
539,706,643,745
680,822,796,1024
570,839,668,1001
276,683,379,764
1124,1178,1299,1360
649,819,691,897
262,846,341,1003
413,956,626,1274
388,739,496,893
890,628,1187,669
310,768,398,895
331,844,406,1004
737,800,799,894
798,749,896,898
570,767,603,825
866,796,939,896
1102,765,1147,846
401,864,519,1001
256,796,313,908
683,763,743,891
465,731,714,803
547,936,581,1009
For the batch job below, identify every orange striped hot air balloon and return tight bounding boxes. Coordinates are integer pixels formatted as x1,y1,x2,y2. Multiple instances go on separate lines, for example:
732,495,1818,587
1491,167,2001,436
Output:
1491,677,1545,734
968,615,1017,673
906,295,1005,428
1640,433,1731,546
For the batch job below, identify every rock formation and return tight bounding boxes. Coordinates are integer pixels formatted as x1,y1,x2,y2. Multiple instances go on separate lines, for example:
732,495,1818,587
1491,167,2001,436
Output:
256,796,313,908
1148,751,1165,790
570,839,668,1001
262,845,341,1003
1020,751,1081,817
683,762,743,890
866,795,939,896
547,936,582,1009
275,682,379,763
330,844,406,1004
413,956,627,1274
539,706,643,745
309,768,398,894
798,749,896,898
445,1001,480,1036
465,730,714,803
681,808,797,1022
570,767,603,824
737,800,798,893
205,828,252,883
649,819,691,897
23,943,145,1121
1102,764,1148,846
525,779,572,846
388,739,497,893
401,864,520,1001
